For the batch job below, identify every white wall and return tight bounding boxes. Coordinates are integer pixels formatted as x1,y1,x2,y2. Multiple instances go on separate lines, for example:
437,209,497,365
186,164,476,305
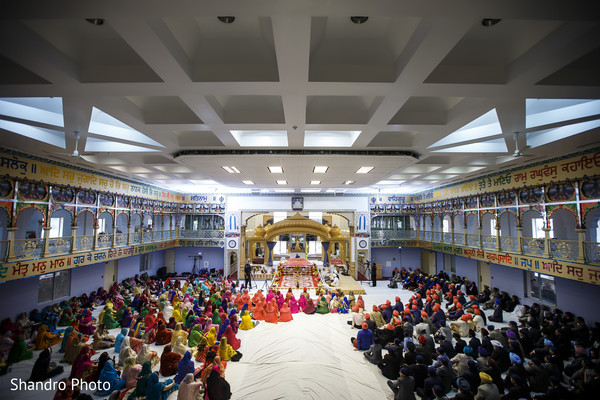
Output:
228,195,369,214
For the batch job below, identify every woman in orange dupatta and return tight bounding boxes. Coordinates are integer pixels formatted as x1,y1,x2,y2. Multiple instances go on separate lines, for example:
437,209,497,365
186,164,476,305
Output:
279,302,293,322
265,299,279,324
252,299,265,321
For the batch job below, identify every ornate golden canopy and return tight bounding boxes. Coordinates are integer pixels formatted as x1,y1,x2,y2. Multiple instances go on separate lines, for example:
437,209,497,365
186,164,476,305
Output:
248,212,346,242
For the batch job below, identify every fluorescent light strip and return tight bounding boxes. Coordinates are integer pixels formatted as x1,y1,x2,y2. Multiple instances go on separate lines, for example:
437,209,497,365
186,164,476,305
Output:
301,189,321,193
313,166,329,173
356,166,374,174
268,166,283,173
277,180,288,185
310,180,321,185
344,180,355,185
222,166,241,174
242,180,254,185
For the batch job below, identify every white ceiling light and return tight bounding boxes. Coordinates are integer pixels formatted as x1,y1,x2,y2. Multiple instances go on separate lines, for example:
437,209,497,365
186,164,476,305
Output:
222,166,241,173
356,166,374,174
313,166,329,173
275,189,294,193
344,180,355,185
301,188,321,193
268,166,284,173
230,130,288,147
277,180,288,185
310,180,321,185
242,180,254,185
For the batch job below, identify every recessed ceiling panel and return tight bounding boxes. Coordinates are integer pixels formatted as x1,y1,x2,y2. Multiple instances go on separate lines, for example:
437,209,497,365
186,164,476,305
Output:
389,96,463,125
429,109,501,148
0,55,50,84
126,96,203,124
425,19,561,84
367,131,414,147
177,131,225,147
309,16,419,82
438,166,486,174
304,131,361,147
306,96,377,124
211,95,284,124
88,107,164,147
0,119,65,148
525,99,600,129
23,19,162,83
230,130,288,147
432,138,508,153
164,16,279,82
537,46,600,86
0,97,64,127
527,119,600,148
85,137,161,153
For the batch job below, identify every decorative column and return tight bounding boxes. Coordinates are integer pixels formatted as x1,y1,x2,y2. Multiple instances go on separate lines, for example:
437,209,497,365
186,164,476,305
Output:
542,228,551,258
495,223,501,251
112,224,118,247
127,225,133,245
450,222,455,245
463,223,468,247
322,241,330,266
42,226,51,257
266,241,277,266
575,228,586,263
515,227,524,254
477,225,483,249
7,227,17,261
70,226,78,253
175,224,180,239
139,224,145,244
92,222,99,250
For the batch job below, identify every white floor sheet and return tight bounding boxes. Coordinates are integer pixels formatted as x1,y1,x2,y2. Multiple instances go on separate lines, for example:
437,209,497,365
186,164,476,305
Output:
0,281,512,400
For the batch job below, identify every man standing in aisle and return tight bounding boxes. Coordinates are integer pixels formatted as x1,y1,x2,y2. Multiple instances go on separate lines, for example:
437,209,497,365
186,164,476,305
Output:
371,261,377,287
244,261,252,289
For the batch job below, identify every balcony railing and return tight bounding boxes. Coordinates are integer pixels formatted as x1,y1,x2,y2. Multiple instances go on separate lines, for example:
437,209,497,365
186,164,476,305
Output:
371,228,599,266
442,232,452,244
500,236,518,252
549,239,578,261
4,229,227,262
0,240,8,261
522,237,545,257
481,234,497,250
14,238,43,259
97,234,113,249
466,233,479,248
76,235,94,252
584,241,600,263
48,237,72,255
180,230,224,239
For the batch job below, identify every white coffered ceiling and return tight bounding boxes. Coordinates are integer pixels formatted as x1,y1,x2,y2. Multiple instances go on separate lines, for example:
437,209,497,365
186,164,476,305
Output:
0,1,599,194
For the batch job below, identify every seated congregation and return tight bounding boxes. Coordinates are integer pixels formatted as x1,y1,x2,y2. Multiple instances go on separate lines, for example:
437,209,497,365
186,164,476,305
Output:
0,267,599,400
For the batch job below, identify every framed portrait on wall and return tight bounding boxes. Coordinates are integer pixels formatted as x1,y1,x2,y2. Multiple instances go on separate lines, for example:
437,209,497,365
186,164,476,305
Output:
291,197,303,211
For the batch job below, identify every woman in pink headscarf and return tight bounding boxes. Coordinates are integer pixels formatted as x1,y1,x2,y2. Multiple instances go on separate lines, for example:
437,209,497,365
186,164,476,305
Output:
266,289,275,304
298,288,307,311
289,295,300,314
78,310,95,335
